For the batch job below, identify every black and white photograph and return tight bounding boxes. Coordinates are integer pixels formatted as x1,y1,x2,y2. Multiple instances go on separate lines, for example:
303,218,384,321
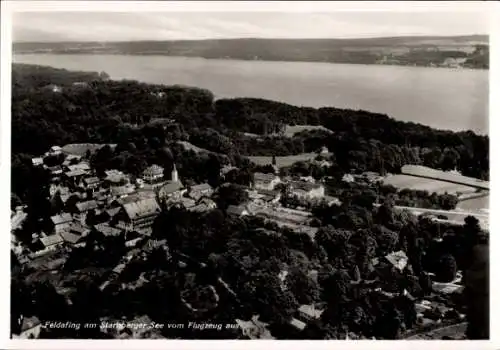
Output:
1,1,496,347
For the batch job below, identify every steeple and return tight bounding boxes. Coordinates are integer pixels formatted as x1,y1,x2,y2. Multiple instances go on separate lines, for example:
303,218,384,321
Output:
171,163,178,182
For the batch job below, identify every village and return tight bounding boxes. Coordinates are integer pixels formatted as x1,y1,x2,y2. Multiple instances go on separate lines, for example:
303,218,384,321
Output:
11,143,471,340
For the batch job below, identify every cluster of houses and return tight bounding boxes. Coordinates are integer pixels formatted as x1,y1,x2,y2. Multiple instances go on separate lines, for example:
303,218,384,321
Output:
12,145,468,339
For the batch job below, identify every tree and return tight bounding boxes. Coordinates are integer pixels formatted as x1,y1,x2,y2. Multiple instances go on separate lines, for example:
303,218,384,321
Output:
286,268,321,304
436,254,457,282
215,184,249,210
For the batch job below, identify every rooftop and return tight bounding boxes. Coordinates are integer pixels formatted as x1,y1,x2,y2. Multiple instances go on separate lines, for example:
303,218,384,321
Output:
227,205,248,216
123,198,161,220
50,213,73,225
75,200,98,213
67,162,90,172
20,316,41,332
40,234,64,247
84,177,100,185
60,231,83,245
190,183,213,192
290,181,323,192
254,172,279,183
94,223,122,236
159,180,184,195
143,164,164,176
298,304,324,319
385,250,408,271
65,169,87,178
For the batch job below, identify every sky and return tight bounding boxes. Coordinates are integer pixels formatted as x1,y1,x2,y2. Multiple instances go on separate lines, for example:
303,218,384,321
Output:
12,10,490,42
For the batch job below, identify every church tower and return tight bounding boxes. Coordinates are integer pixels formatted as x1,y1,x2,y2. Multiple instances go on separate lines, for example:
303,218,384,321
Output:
171,163,179,182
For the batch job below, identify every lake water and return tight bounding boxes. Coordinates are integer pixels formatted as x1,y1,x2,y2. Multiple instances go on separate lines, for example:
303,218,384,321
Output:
13,54,489,134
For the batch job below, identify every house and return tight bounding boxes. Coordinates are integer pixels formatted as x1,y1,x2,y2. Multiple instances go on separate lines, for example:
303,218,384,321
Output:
62,154,82,167
60,231,85,247
39,234,64,250
188,204,208,213
104,169,128,185
342,174,355,183
188,183,214,200
256,189,281,204
169,197,196,210
289,317,306,331
289,181,325,199
94,223,122,237
116,198,161,232
235,315,274,340
64,169,87,183
66,162,91,173
48,166,63,177
385,250,408,271
83,177,101,190
142,164,164,183
110,185,136,199
50,145,62,154
226,205,249,216
31,157,44,167
50,213,73,233
253,172,281,191
322,195,341,206
73,200,98,224
297,304,324,322
432,282,465,295
15,315,42,339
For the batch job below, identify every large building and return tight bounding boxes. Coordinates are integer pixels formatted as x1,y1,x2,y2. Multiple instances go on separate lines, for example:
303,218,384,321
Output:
116,197,161,232
253,173,281,191
289,181,325,199
142,164,164,184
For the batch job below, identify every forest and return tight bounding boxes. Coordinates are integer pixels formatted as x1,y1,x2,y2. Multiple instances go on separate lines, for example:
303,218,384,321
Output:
11,64,489,205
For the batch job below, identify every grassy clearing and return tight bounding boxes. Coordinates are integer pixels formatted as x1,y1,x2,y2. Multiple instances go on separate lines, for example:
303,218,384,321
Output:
383,174,476,194
284,124,332,137
247,153,319,167
61,143,116,156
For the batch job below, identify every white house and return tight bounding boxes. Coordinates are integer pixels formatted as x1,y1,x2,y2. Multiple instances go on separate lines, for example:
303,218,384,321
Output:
253,173,281,191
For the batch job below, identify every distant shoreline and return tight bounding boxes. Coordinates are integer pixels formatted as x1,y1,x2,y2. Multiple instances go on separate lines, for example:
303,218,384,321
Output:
12,35,489,70
13,51,488,70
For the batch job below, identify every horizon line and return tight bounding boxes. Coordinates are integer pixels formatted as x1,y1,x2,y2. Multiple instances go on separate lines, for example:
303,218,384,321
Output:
13,33,490,44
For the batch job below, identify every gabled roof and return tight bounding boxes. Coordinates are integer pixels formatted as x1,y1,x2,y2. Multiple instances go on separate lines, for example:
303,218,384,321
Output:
290,181,322,192
190,183,213,192
94,223,122,236
67,162,90,172
60,231,83,244
143,164,164,176
110,185,135,197
226,205,248,216
84,177,100,185
50,213,73,225
254,172,279,183
20,316,41,332
69,223,90,235
40,234,63,247
75,200,98,213
65,169,87,178
298,304,324,319
385,250,408,271
159,180,184,195
123,198,160,220
106,207,121,218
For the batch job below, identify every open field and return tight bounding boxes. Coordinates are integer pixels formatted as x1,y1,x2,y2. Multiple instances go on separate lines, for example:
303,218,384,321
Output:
177,141,214,154
401,165,489,190
284,124,332,137
383,174,476,195
247,153,320,167
61,143,116,156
